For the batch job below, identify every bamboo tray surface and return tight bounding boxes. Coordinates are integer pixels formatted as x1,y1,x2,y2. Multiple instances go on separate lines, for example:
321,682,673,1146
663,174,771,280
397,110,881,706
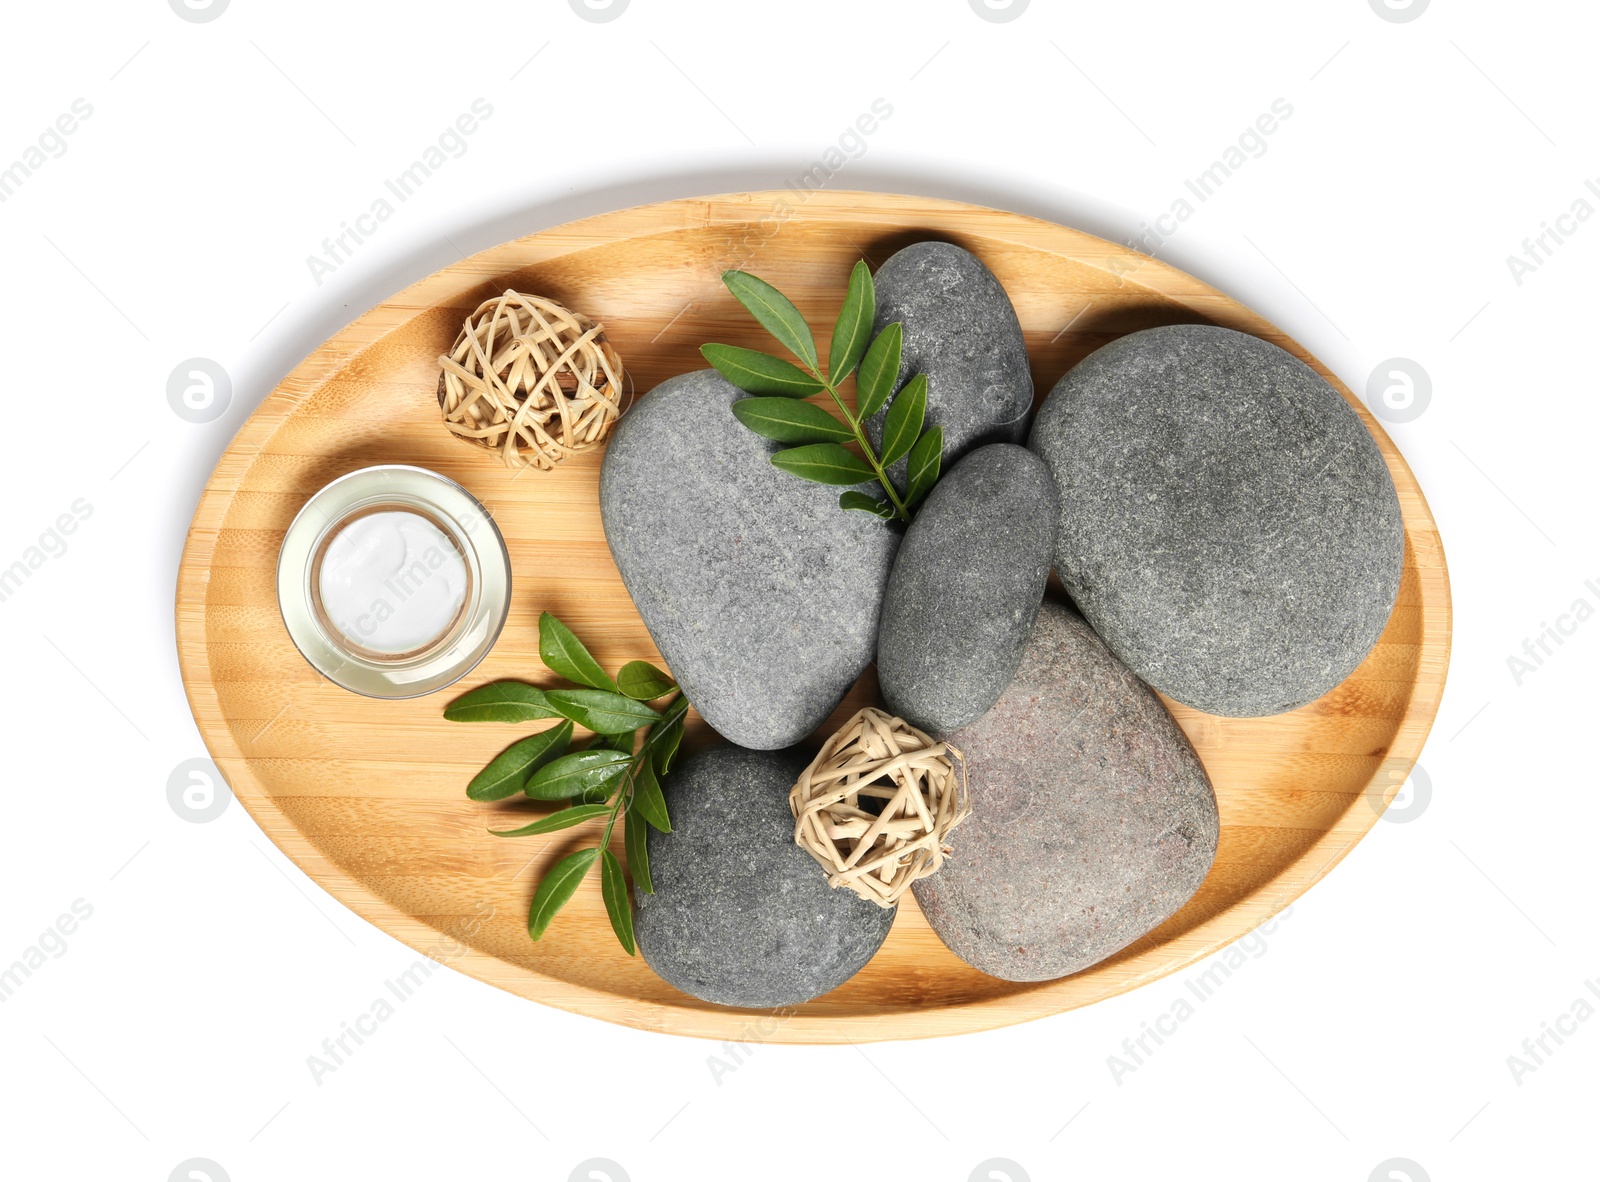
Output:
175,191,1450,1043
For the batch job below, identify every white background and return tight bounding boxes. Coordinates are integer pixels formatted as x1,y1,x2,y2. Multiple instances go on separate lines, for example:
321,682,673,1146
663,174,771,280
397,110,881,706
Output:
1,1,1594,1179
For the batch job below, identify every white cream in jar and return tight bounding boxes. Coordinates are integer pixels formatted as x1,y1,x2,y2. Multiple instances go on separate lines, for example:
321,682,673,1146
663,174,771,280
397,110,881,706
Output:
316,510,468,654
280,465,510,698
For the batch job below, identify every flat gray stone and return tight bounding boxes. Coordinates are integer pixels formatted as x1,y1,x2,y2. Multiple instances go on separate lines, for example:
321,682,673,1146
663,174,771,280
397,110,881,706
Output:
1028,325,1405,717
913,602,1218,982
601,370,899,749
635,744,895,1008
877,444,1057,733
865,241,1033,479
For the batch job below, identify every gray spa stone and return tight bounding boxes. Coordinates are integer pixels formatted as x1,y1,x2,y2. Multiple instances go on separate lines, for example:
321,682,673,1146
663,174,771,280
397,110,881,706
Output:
865,241,1033,477
634,744,895,1008
1028,324,1405,717
600,369,899,750
912,602,1218,982
877,444,1058,733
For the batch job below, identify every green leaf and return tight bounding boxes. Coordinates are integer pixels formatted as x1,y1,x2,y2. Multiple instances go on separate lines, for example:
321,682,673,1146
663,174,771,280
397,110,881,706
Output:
699,344,824,398
600,850,636,955
599,729,638,754
652,691,691,730
854,321,902,422
538,613,615,692
546,688,662,735
490,802,610,837
444,681,561,724
730,398,854,444
524,749,634,800
466,721,574,801
647,697,688,776
625,807,653,894
653,722,684,777
828,260,875,384
904,424,944,507
879,373,927,466
616,660,675,701
771,443,877,486
631,756,671,833
576,736,629,797
528,848,599,939
839,491,894,519
722,271,818,371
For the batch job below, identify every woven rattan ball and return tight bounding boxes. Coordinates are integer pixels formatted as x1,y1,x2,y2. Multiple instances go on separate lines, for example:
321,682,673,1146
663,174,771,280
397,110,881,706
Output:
789,708,970,908
437,290,626,471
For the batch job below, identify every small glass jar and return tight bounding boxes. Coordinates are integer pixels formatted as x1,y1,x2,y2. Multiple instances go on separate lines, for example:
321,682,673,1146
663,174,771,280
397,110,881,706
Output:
277,465,511,699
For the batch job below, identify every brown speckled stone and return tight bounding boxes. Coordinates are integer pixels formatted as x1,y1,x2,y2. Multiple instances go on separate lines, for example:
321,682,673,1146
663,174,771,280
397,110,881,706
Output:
912,601,1218,982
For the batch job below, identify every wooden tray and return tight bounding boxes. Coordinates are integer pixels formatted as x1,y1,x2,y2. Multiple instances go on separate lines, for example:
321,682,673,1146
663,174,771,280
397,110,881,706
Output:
175,191,1450,1043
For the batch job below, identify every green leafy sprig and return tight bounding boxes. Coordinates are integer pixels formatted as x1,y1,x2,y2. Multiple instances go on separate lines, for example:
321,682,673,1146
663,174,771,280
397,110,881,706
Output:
701,263,943,524
445,612,686,954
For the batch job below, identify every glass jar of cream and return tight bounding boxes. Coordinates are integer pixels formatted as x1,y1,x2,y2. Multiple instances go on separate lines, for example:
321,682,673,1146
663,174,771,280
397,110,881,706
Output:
277,465,511,698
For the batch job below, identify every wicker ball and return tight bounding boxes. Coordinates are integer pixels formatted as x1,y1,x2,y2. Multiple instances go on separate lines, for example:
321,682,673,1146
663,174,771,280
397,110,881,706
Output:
437,290,626,471
789,708,970,908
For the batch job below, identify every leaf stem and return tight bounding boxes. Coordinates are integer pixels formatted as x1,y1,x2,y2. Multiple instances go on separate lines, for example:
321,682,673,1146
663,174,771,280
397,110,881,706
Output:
600,775,629,849
603,690,680,849
814,369,911,523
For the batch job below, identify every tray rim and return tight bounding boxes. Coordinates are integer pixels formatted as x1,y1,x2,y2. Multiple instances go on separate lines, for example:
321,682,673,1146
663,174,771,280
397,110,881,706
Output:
174,189,1452,1043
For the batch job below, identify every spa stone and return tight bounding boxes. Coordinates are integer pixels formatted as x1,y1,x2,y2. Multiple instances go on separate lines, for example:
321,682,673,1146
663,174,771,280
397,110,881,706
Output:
912,602,1219,982
634,744,895,1007
600,370,899,749
877,443,1057,733
1028,324,1405,717
865,241,1034,478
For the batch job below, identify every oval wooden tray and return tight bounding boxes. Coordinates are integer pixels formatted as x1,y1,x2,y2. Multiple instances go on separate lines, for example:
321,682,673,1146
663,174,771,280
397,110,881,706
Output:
175,191,1450,1043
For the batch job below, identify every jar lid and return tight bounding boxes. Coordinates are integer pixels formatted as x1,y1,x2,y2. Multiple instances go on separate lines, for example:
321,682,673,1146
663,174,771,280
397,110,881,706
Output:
276,465,511,699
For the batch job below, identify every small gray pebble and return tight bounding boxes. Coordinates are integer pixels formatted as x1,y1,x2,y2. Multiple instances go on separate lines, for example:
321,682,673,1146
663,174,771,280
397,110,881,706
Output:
913,602,1219,982
865,241,1033,480
600,370,899,749
877,444,1058,733
1028,324,1405,717
635,744,895,1008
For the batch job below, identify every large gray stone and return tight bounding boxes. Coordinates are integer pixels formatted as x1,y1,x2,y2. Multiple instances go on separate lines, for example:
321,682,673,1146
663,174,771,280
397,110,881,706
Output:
865,241,1033,477
913,602,1218,982
877,443,1057,733
600,370,899,749
1028,324,1405,717
634,744,895,1008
